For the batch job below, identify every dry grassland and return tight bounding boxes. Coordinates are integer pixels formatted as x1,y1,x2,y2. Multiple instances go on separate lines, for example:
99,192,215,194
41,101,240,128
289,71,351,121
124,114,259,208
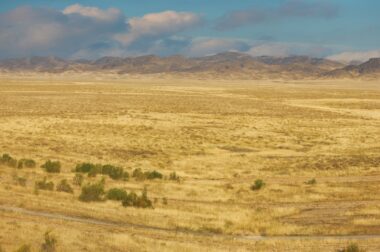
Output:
0,74,379,251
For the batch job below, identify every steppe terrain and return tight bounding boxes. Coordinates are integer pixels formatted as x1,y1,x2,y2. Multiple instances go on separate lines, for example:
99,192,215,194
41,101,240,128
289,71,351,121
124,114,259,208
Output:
0,74,379,251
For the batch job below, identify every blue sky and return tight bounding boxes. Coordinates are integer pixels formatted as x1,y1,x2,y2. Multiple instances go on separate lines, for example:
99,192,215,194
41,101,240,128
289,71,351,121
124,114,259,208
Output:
0,0,379,62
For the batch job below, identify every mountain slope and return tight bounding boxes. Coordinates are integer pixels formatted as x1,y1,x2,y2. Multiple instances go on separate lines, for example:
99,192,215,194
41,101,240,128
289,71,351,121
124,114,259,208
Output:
0,52,347,79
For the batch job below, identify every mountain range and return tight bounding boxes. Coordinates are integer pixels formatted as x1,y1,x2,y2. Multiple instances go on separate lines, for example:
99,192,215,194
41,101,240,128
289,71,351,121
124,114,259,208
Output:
0,52,379,79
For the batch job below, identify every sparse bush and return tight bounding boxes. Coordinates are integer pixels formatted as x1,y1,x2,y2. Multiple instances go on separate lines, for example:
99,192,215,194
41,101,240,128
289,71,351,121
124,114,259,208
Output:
41,231,57,252
337,243,363,252
122,187,152,208
132,168,145,180
41,160,61,173
73,173,84,186
35,178,54,191
305,178,317,185
17,176,27,187
56,179,74,194
132,168,163,181
75,163,128,180
75,163,96,173
0,153,18,168
79,180,105,202
106,188,128,201
102,164,125,180
145,170,163,180
250,179,265,191
16,244,31,252
18,159,36,169
169,172,179,181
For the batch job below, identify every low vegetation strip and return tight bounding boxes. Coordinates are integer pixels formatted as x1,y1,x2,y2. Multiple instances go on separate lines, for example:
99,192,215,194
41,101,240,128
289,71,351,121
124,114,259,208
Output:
0,204,378,244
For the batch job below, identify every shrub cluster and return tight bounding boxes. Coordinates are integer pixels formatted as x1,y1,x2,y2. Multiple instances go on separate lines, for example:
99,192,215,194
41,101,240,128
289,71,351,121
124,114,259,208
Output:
73,173,84,186
56,179,74,194
41,231,57,252
132,168,163,181
75,163,129,180
79,180,105,202
106,187,153,208
169,172,180,181
250,179,265,191
18,159,37,169
41,160,61,173
336,243,363,252
35,178,54,191
0,153,18,168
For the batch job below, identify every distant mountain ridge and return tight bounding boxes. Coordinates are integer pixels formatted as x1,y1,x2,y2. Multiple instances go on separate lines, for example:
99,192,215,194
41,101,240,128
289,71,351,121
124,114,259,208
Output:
0,52,378,79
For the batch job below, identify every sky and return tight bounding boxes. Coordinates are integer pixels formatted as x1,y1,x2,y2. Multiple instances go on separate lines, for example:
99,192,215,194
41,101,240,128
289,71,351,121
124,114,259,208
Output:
0,0,379,62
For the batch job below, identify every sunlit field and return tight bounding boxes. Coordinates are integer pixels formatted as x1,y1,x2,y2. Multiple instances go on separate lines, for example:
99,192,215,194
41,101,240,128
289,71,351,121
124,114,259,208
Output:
0,74,379,251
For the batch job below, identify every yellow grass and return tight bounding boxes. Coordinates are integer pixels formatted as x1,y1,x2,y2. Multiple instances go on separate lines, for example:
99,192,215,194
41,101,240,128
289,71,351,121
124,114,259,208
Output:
0,74,379,251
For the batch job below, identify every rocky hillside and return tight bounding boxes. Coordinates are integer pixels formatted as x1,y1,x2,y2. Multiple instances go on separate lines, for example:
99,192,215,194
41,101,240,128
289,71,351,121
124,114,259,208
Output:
0,52,350,79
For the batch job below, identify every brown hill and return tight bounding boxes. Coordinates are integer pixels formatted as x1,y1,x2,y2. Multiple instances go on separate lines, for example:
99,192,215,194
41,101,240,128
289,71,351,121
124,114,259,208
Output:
323,58,380,79
0,52,346,79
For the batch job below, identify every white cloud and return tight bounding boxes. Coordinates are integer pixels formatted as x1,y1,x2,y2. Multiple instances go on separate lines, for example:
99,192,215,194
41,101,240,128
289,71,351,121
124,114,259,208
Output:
115,11,202,46
63,4,122,22
327,50,380,63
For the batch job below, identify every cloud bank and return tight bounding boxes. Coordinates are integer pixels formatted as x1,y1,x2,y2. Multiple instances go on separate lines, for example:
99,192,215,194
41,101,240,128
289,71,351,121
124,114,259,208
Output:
215,0,339,30
0,2,377,62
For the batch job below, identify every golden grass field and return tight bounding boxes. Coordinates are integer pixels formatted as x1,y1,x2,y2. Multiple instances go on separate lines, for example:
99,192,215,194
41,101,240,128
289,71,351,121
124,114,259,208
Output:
0,74,379,251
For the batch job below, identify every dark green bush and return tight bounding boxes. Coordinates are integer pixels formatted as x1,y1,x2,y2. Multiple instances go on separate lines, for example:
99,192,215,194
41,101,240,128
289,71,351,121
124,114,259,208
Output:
79,180,105,202
106,188,128,201
18,159,37,169
132,168,163,181
75,163,128,180
250,179,265,191
73,173,84,186
35,178,54,191
75,163,96,173
41,231,57,252
41,160,61,173
305,178,317,185
122,187,152,208
337,243,363,252
169,172,179,181
0,153,18,168
145,170,163,180
56,179,74,194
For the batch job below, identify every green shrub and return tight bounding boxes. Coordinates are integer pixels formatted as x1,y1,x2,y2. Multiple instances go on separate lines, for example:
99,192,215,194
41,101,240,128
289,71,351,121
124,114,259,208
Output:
305,178,317,185
106,188,128,201
73,173,84,186
102,164,125,180
35,178,54,191
56,179,74,194
122,187,152,208
75,163,96,173
18,159,37,169
16,244,31,252
75,163,128,180
145,170,163,180
41,231,57,252
79,180,105,202
132,168,163,181
132,168,145,180
337,243,363,252
17,176,27,187
41,160,61,173
169,172,179,181
0,153,18,168
250,179,265,191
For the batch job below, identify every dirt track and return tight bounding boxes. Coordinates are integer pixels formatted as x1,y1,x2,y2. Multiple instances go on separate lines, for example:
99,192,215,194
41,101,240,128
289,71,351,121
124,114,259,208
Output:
1,204,379,242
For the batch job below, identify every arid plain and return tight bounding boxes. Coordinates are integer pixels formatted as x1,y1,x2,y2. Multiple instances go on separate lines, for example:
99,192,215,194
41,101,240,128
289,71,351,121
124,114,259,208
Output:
0,74,380,251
